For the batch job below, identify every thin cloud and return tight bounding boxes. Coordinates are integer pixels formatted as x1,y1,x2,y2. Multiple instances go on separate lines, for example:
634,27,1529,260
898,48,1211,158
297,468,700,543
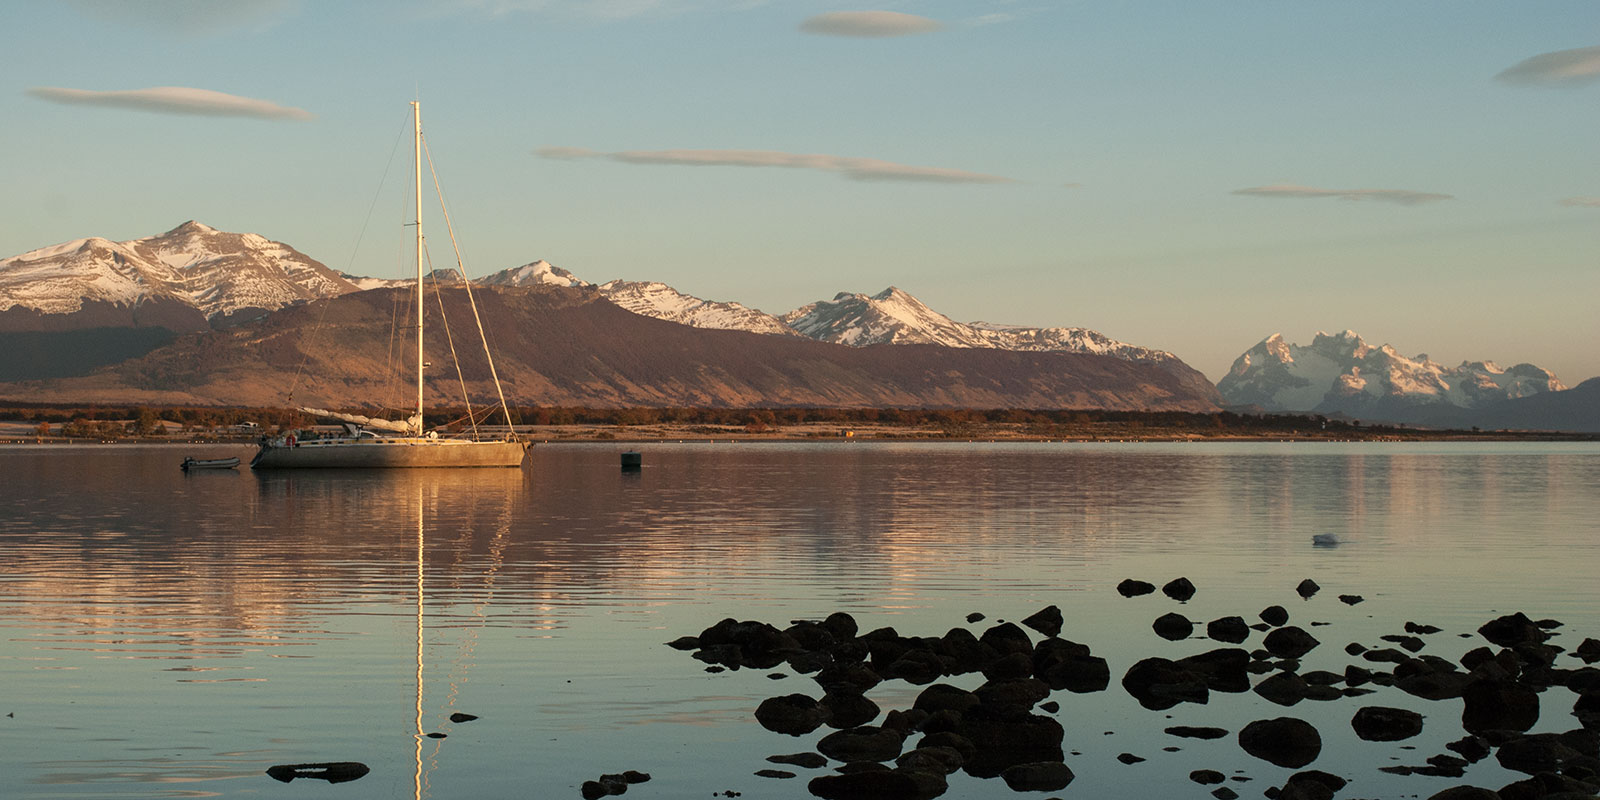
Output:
444,0,770,19
799,11,942,38
1561,196,1600,207
27,86,313,121
65,0,298,35
1232,184,1452,206
537,146,1012,184
1495,45,1600,87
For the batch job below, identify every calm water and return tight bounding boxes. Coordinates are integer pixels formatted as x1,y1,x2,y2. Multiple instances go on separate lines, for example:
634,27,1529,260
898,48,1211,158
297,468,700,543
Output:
1,441,1597,799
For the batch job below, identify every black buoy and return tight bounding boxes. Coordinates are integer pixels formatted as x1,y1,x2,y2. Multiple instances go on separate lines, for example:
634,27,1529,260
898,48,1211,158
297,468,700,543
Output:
621,451,642,471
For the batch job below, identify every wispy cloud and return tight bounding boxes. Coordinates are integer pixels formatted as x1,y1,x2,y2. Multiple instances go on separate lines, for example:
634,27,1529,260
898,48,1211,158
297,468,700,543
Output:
1561,196,1600,207
1232,184,1452,206
65,0,298,35
444,0,768,20
799,11,942,38
27,86,314,121
1495,45,1600,87
538,146,1013,184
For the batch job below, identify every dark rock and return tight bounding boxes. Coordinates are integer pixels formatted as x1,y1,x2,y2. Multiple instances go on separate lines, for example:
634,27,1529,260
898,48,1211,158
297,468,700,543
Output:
1445,735,1492,763
955,706,1065,778
1191,769,1227,784
1176,648,1253,693
1363,647,1410,664
265,762,370,784
1382,634,1427,652
816,726,905,764
913,684,979,715
1021,605,1063,637
1117,579,1156,597
1166,726,1229,740
788,650,832,674
821,612,859,640
1153,612,1195,641
1499,772,1600,800
1338,595,1364,605
807,770,921,800
981,651,1034,681
769,752,828,769
1296,579,1320,599
1122,657,1209,710
1033,638,1109,694
965,612,985,623
1287,770,1347,793
1479,612,1549,648
1238,717,1322,768
881,650,944,685
1264,626,1320,658
1039,700,1058,713
821,691,880,729
580,780,609,799
448,712,478,723
1212,788,1239,800
1345,642,1368,656
1260,606,1290,627
1254,671,1310,706
1462,679,1540,735
999,761,1075,791
768,672,788,680
424,732,446,739
1576,689,1600,730
895,745,964,775
1406,621,1444,635
835,762,889,774
978,622,1034,658
1425,787,1499,800
755,694,826,735
935,627,996,674
666,636,700,650
784,620,837,652
815,663,882,695
698,618,801,668
1163,577,1197,602
1301,670,1343,686
1578,638,1600,664
1493,731,1596,775
974,677,1050,711
917,732,977,762
1207,616,1250,644
1345,665,1372,686
1116,752,1145,764
1351,706,1425,741
1303,684,1344,702
754,769,794,779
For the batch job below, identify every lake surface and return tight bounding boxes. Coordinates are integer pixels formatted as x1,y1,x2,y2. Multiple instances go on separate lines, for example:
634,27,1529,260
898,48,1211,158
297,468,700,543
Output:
2,441,1597,799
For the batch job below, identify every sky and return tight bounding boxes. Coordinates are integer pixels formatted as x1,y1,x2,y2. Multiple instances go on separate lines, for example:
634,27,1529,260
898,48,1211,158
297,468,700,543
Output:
2,0,1598,384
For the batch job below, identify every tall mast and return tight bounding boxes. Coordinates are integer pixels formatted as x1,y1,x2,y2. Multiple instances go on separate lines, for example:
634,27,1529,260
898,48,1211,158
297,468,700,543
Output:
412,101,424,431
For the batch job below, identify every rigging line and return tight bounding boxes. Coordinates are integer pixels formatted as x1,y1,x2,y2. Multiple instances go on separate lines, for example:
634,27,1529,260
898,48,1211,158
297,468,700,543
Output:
285,110,412,405
422,137,518,435
422,245,479,433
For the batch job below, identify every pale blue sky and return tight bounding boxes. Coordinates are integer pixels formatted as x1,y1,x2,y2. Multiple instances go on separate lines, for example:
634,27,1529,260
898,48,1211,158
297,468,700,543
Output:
3,1,1597,384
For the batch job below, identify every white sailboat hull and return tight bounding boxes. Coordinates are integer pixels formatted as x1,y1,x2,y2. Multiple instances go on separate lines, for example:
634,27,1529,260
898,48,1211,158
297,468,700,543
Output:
251,438,527,469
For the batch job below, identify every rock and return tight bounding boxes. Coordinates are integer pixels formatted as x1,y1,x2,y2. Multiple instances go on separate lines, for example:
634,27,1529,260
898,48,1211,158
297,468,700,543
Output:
621,771,650,784
955,706,1065,778
1479,612,1548,648
698,618,801,669
1163,577,1197,602
821,691,881,729
895,746,964,775
1260,606,1290,627
978,623,1034,658
754,769,794,779
1338,595,1364,605
1493,731,1595,775
815,663,883,695
1445,735,1492,763
1207,616,1251,644
1021,606,1063,637
1345,642,1368,656
785,621,838,652
816,726,905,764
1406,621,1443,635
821,612,859,640
755,694,827,735
1176,649,1252,693
1212,788,1239,800
1351,706,1425,741
1191,769,1226,784
1363,647,1410,664
880,708,930,735
807,770,922,800
965,612,985,623
913,684,980,715
1296,579,1320,599
917,732,977,762
448,713,478,723
1577,638,1600,664
265,762,370,784
1166,726,1229,740
1425,788,1500,800
1033,638,1109,694
1117,752,1145,764
1461,679,1540,735
580,780,609,799
1122,657,1209,710
881,650,944,685
666,636,700,650
935,627,996,674
974,677,1050,711
1382,634,1426,652
1301,670,1343,686
768,753,828,769
1264,626,1320,658
1254,671,1310,706
1238,717,1322,768
981,651,1034,681
1117,579,1156,597
1153,612,1195,641
999,761,1075,791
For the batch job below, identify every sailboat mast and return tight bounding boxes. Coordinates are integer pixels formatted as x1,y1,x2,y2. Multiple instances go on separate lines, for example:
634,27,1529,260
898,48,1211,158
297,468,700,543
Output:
412,101,425,431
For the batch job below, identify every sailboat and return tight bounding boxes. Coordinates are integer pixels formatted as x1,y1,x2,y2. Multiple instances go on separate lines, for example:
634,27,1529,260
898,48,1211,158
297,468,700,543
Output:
251,102,529,469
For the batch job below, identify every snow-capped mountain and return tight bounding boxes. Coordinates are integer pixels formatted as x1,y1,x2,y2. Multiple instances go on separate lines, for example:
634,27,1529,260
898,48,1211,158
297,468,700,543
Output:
479,260,591,289
780,286,1178,363
0,221,355,324
1219,330,1566,417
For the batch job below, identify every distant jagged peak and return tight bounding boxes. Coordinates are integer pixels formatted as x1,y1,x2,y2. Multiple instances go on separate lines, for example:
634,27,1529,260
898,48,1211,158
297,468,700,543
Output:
164,220,218,235
483,259,592,288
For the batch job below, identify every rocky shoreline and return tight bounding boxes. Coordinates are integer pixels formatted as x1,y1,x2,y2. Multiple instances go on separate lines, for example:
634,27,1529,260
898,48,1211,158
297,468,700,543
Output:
665,578,1600,800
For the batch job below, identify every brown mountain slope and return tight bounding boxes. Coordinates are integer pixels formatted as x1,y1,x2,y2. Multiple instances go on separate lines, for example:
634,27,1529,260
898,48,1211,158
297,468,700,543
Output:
0,285,1221,410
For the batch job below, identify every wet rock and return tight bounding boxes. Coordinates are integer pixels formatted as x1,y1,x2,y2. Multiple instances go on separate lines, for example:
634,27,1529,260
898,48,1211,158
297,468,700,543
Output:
1445,735,1492,763
1166,726,1229,740
816,726,906,764
424,732,447,739
1254,671,1310,706
821,612,859,641
975,677,1050,711
1117,752,1145,764
754,769,794,779
1363,647,1410,664
1277,769,1346,800
1296,579,1320,599
1238,717,1322,768
1493,731,1599,775
1264,626,1320,658
580,780,609,799
1117,579,1156,597
1163,577,1197,602
699,618,801,668
895,745,964,775
1212,788,1239,800
756,694,827,735
917,732,977,762
1498,772,1600,800
821,691,880,729
1021,605,1063,637
978,623,1035,658
807,770,922,800
1191,769,1227,784
955,706,1066,778
1462,679,1540,735
1382,634,1427,652
982,651,1035,681
448,712,478,723
815,663,883,695
1260,606,1290,627
1000,760,1075,791
1479,612,1549,648
1338,595,1364,605
769,752,828,769
1345,642,1368,656
881,650,944,685
1575,689,1600,731
666,636,700,650
1578,638,1600,664
1406,621,1444,635
788,650,832,675
1426,788,1500,800
1122,657,1209,710
265,762,370,784
1351,706,1425,741
1153,612,1195,641
936,627,996,675
1207,616,1251,644
1033,638,1110,694
913,684,980,715
1176,649,1252,693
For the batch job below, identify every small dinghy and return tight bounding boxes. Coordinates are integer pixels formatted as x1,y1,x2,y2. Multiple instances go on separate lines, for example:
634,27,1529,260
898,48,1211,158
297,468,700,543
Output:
180,456,240,471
